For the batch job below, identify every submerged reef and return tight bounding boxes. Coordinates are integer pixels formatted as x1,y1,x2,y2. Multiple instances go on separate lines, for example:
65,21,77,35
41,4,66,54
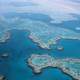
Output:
0,16,80,49
28,54,80,80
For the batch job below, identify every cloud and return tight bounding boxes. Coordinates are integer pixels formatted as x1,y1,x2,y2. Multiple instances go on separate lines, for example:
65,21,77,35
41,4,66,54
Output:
0,0,80,23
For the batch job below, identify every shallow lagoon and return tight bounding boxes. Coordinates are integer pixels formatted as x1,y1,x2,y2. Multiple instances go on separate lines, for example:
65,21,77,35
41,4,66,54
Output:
0,30,76,80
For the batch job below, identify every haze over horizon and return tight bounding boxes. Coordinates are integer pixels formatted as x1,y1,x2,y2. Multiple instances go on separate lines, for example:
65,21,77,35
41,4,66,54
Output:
0,0,80,23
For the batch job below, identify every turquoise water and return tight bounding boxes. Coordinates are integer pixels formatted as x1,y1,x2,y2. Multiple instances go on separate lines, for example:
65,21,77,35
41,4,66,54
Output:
0,30,74,80
0,13,80,80
50,39,80,58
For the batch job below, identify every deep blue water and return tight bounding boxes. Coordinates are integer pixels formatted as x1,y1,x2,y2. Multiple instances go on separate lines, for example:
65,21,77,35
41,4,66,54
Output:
0,13,80,80
0,30,75,80
50,39,80,58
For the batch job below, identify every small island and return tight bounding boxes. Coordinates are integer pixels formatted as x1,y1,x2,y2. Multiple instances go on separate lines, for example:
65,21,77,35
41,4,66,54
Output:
0,18,80,49
0,75,5,80
28,54,80,80
57,46,64,51
0,53,9,59
0,31,10,43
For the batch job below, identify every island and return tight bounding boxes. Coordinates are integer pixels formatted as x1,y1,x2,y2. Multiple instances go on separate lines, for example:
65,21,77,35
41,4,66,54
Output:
28,54,80,80
0,53,9,59
0,75,5,80
0,31,10,43
0,17,80,49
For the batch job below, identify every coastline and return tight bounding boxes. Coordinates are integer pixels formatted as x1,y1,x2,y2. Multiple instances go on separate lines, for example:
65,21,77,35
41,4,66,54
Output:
0,29,80,80
28,54,80,80
28,32,80,49
0,31,10,43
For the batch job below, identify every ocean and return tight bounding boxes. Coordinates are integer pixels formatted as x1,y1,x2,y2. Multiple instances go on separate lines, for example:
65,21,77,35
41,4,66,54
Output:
0,29,79,80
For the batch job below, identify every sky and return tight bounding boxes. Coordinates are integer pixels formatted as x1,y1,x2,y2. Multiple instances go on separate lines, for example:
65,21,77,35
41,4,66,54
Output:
0,0,80,23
